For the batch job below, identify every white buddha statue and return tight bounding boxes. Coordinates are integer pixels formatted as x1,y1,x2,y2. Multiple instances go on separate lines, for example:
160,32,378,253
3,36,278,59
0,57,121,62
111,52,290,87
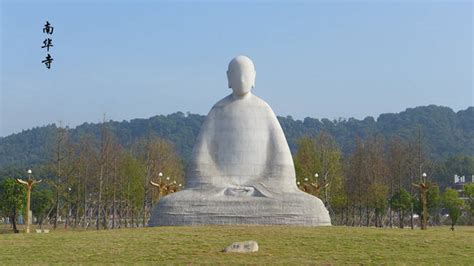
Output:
150,56,331,226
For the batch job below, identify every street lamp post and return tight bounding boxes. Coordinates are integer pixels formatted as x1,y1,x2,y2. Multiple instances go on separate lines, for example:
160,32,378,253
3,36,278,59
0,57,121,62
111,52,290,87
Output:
311,173,328,196
150,173,180,202
413,172,430,230
151,172,164,210
16,169,42,234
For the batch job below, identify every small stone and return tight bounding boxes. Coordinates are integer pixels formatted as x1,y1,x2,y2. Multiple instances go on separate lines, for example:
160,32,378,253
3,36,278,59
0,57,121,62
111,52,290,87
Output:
224,241,259,253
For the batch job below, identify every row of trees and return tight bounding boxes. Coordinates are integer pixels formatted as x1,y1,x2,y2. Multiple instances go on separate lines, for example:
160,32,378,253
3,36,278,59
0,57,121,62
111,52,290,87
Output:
293,130,473,229
1,125,473,233
1,123,185,232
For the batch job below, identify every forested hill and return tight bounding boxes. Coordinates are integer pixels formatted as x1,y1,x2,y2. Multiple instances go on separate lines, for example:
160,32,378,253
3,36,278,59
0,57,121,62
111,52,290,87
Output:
0,105,473,168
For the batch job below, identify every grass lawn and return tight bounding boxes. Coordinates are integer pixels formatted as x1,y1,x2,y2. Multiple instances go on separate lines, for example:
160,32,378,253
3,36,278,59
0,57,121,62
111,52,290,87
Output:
0,226,473,264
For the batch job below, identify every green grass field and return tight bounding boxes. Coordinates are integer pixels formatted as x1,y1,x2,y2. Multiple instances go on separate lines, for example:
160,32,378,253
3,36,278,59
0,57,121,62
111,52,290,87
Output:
1,226,473,264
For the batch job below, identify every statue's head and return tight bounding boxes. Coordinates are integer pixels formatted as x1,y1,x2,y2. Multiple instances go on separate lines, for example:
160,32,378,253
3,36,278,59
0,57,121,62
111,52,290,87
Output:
227,55,256,96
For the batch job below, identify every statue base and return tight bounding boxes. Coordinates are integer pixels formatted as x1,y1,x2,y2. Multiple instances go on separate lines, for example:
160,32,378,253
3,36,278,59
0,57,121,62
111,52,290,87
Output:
149,187,331,226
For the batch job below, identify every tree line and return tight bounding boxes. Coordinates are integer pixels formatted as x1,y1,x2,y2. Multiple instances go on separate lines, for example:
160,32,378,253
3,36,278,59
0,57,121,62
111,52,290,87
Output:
1,119,474,233
1,123,185,232
293,130,474,229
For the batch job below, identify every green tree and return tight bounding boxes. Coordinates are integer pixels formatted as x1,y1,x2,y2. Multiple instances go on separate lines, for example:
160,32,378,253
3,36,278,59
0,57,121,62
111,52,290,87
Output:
119,153,145,226
294,132,345,223
427,185,442,225
0,179,26,233
368,183,389,227
390,188,412,228
294,137,318,184
464,183,474,225
442,188,464,230
31,187,54,228
314,132,345,215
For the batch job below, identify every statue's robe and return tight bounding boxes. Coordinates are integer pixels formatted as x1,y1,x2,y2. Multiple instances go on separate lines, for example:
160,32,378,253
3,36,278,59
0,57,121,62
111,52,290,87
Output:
150,93,331,226
188,93,297,194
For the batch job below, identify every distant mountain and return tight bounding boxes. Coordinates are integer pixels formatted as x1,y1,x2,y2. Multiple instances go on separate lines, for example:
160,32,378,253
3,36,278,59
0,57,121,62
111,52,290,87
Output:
0,105,472,168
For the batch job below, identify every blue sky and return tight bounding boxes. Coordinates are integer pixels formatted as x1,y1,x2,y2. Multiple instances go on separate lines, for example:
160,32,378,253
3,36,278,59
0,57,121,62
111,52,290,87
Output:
1,1,472,137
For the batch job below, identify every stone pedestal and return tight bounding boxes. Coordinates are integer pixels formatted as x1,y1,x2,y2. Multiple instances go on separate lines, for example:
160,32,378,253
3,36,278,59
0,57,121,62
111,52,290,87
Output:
150,187,330,226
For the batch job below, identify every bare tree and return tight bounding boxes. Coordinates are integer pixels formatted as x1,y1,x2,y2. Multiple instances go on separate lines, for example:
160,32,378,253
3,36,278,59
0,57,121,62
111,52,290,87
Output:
387,137,410,228
94,117,116,230
49,123,75,229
